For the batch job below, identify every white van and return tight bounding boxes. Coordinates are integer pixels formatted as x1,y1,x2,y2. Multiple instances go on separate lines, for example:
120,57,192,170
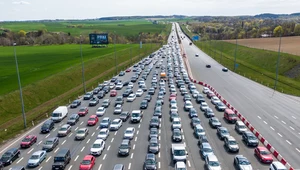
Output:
51,106,68,122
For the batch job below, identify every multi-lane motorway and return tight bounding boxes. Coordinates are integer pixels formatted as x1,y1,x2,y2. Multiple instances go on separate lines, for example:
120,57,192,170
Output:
175,23,300,168
0,23,284,170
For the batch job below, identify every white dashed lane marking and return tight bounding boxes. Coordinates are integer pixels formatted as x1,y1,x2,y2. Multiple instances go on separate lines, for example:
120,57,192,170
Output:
289,126,295,131
263,121,268,125
270,126,275,131
274,115,278,119
286,140,292,145
281,121,286,124
81,146,85,152
257,116,261,119
278,133,283,137
292,116,296,119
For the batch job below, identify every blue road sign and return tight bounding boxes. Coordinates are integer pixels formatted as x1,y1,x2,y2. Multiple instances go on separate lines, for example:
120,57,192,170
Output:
192,35,200,41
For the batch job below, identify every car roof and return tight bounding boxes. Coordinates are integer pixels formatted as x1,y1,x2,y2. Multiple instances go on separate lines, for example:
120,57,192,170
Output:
202,142,212,148
226,136,236,141
146,153,155,160
150,138,158,143
113,119,121,122
32,150,45,155
218,127,227,131
100,128,108,132
103,99,109,102
89,115,97,118
126,127,135,131
83,155,94,160
272,161,287,169
61,124,70,128
6,148,18,153
176,161,186,168
113,164,124,170
207,154,218,162
46,137,57,142
103,117,110,120
78,127,87,131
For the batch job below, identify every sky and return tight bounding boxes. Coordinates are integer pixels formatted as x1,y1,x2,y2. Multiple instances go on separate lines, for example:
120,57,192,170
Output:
0,0,299,21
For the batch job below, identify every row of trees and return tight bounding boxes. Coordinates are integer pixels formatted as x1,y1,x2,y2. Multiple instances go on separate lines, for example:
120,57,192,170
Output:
185,17,300,40
0,29,167,46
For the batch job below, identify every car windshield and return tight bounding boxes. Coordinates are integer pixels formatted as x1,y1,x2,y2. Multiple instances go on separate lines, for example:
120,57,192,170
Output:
150,131,157,134
173,121,180,125
212,119,219,123
77,130,85,134
248,136,256,140
52,113,60,117
30,155,39,159
119,145,128,149
174,131,181,136
92,144,101,148
239,125,246,129
60,128,67,131
209,161,220,166
229,140,237,145
79,109,85,112
98,108,104,111
112,121,119,124
132,113,139,117
2,152,11,157
70,116,76,120
120,113,127,117
99,131,106,135
81,160,91,165
174,150,185,156
240,159,251,165
44,140,53,145
22,138,31,142
203,148,213,152
103,101,108,104
150,142,158,146
145,159,155,165
221,130,228,134
229,114,237,117
260,150,271,155
72,101,78,104
88,118,95,121
102,120,108,123
151,119,158,123
125,130,133,134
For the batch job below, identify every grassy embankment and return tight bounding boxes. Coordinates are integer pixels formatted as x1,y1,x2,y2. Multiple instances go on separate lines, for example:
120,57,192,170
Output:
179,24,300,96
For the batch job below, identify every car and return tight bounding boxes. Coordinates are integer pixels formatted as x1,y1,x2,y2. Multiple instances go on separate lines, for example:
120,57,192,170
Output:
222,67,228,72
254,146,273,164
114,96,124,106
100,117,111,128
40,119,54,133
206,64,211,68
200,102,209,111
211,96,221,105
118,139,131,156
113,164,125,170
115,82,123,90
90,139,105,156
126,68,131,72
209,117,222,128
149,128,159,140
97,90,105,99
270,161,287,170
109,119,122,131
170,105,178,113
198,135,209,146
96,128,109,140
207,91,215,99
42,137,59,152
101,99,111,108
172,118,182,130
89,97,99,106
93,87,100,94
7,166,26,170
75,128,89,140
196,95,205,104
70,100,81,108
148,88,155,95
172,128,182,142
148,138,160,154
192,90,199,98
149,116,160,129
190,117,201,128
143,153,158,170
67,113,79,125
123,127,135,140
170,112,179,122
120,111,130,122
79,155,95,170
215,102,226,111
140,100,149,109
0,148,20,166
114,104,123,114
130,110,143,123
175,161,186,170
189,108,198,118
136,89,144,97
200,143,214,159
204,108,215,118
128,82,134,88
169,99,177,107
119,71,125,76
217,127,230,140
83,92,93,100
195,54,199,57
183,94,192,101
96,107,106,117
235,121,248,134
234,155,253,170
87,115,99,126
184,101,193,111
57,124,71,137
144,95,152,102
205,155,221,170
202,87,210,94
27,150,47,168
127,94,136,102
110,90,117,97
242,131,259,147
109,82,115,89
78,107,88,116
102,86,110,93
169,94,177,101
20,135,37,148
194,124,206,138
224,136,239,153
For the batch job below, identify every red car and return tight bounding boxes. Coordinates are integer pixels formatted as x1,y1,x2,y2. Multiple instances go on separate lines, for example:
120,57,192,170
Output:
87,115,98,126
254,146,273,164
78,107,89,116
110,90,117,97
79,155,95,170
20,135,37,148
125,68,131,72
169,94,176,101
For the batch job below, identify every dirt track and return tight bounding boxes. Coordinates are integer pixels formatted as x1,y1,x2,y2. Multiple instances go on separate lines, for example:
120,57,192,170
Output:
224,36,300,56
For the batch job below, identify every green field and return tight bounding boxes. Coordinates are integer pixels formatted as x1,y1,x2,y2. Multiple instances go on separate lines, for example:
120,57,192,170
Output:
0,20,166,36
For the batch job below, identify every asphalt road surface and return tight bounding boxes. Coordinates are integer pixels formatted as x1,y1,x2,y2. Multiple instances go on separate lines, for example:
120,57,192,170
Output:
175,23,300,168
0,24,275,170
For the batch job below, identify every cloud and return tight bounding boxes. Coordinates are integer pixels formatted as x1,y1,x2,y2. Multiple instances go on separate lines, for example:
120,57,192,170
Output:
12,1,30,5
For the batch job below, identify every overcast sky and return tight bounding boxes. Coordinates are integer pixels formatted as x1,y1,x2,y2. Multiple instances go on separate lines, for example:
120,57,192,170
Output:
0,0,299,21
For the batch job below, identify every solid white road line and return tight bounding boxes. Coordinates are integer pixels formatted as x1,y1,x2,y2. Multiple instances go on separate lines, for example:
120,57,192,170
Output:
81,146,85,152
257,116,261,119
98,164,102,170
74,155,79,161
107,145,111,151
128,163,131,170
111,138,114,142
263,121,268,125
281,121,286,124
46,156,52,162
130,153,134,159
270,126,275,131
286,140,292,145
103,154,107,160
133,144,136,150
86,139,90,144
158,136,161,141
290,126,295,130
27,148,34,154
68,165,73,170
54,147,59,153
159,129,161,134
278,133,283,137
182,135,185,140
68,133,73,137
115,131,118,135
62,140,66,145
91,132,95,137
16,157,23,164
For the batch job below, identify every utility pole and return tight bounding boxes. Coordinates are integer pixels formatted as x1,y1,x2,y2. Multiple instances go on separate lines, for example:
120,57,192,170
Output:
233,31,238,72
114,31,118,74
80,35,86,94
13,42,27,128
130,44,133,65
274,32,282,91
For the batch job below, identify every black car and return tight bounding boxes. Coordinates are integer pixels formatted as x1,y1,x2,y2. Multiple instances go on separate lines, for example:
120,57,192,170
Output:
206,64,211,68
115,96,124,106
242,131,259,147
103,86,110,93
153,107,162,118
111,77,118,83
123,89,133,97
140,100,148,109
123,81,130,86
144,95,152,102
215,102,226,111
0,148,20,165
222,67,228,72
97,91,105,99
131,76,137,82
189,108,198,118
0,162,3,170
93,87,100,94
70,100,81,108
149,116,160,129
120,111,130,122
41,119,55,133
198,135,209,146
83,92,93,100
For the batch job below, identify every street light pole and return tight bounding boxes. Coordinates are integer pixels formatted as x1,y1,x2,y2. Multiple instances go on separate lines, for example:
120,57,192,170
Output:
80,35,86,94
13,42,27,128
114,32,118,74
233,31,238,72
274,32,282,91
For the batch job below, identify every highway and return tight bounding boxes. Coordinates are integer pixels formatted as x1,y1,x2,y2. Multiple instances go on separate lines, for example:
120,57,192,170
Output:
0,23,273,170
175,23,300,168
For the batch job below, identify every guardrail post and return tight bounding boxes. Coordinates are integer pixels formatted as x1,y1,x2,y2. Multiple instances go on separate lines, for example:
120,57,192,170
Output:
46,113,48,117
32,121,34,126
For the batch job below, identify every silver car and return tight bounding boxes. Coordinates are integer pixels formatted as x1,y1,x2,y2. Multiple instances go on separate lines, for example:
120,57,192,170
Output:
148,138,159,154
27,151,46,167
97,128,109,140
57,124,71,137
75,128,89,140
42,137,59,152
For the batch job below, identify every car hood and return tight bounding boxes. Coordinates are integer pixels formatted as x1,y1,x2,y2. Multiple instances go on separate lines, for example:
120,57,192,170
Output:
28,158,39,164
76,134,85,137
208,166,222,170
261,154,273,160
149,146,159,150
124,133,133,137
97,134,107,138
90,148,101,152
239,165,253,170
58,130,67,134
0,156,10,162
80,164,92,170
110,124,119,127
68,119,76,123
88,120,96,124
145,164,156,169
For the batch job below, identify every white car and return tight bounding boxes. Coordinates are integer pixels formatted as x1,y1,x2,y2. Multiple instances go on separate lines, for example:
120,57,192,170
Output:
184,101,193,111
115,83,123,90
127,94,136,102
202,87,210,94
170,99,177,107
200,102,209,111
123,127,135,140
96,107,106,116
97,128,109,140
114,104,122,114
128,82,134,88
90,139,105,156
109,119,123,130
205,155,222,170
172,118,182,129
136,89,144,97
211,96,221,105
179,86,186,92
109,83,115,89
170,105,178,113
159,80,165,87
192,91,199,98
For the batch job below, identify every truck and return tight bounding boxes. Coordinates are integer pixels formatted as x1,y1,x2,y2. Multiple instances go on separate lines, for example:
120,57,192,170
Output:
51,106,68,122
171,144,188,164
160,72,167,81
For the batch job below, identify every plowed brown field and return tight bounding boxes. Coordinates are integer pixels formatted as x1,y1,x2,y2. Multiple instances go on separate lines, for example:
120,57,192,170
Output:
223,36,300,56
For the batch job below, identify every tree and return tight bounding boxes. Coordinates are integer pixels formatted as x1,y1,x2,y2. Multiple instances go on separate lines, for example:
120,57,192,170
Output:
273,26,283,37
19,30,26,37
294,24,300,36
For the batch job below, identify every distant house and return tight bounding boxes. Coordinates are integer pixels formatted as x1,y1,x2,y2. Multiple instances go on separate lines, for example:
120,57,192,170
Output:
261,34,271,38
